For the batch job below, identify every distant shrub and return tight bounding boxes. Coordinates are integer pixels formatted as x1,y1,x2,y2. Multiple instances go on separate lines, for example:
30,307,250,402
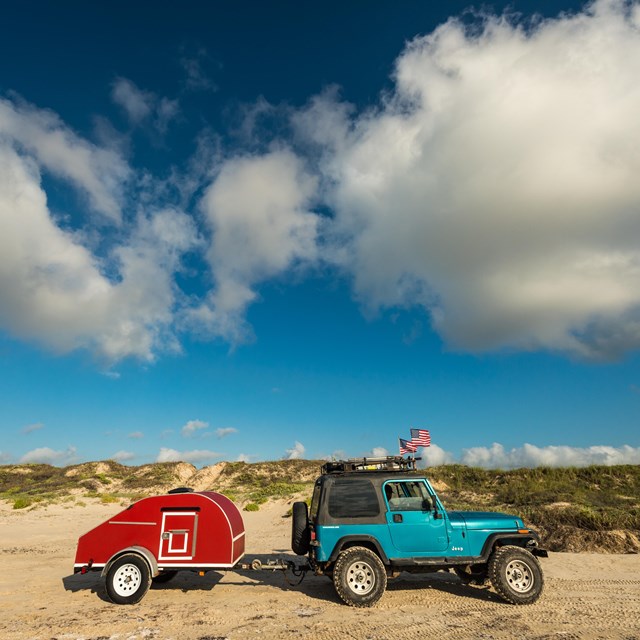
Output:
100,494,118,504
80,480,101,492
247,481,308,504
244,503,260,512
13,497,32,509
223,491,238,503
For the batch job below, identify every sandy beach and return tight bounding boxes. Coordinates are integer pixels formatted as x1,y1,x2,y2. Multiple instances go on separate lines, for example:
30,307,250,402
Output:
1,499,639,640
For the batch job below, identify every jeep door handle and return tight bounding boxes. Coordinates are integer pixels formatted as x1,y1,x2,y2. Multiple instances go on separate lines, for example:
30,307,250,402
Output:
393,514,403,523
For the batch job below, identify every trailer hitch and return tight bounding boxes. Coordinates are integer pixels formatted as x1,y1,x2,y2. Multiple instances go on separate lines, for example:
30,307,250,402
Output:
239,558,310,586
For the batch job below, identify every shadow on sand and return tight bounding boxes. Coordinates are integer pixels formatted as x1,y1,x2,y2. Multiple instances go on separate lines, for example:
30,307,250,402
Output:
63,554,499,606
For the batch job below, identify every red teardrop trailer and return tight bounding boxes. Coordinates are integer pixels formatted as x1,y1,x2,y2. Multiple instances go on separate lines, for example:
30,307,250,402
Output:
74,489,245,604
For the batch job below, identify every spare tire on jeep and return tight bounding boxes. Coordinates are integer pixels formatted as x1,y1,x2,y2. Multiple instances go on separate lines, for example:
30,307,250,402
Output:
291,501,311,555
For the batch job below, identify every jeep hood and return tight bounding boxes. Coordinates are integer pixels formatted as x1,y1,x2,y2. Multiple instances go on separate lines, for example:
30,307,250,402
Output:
448,511,524,530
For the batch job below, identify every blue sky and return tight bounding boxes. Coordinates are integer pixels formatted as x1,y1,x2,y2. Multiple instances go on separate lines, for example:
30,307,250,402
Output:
1,0,640,468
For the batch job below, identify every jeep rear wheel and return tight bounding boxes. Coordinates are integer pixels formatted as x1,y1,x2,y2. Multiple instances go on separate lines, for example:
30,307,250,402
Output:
488,545,543,605
291,501,311,555
333,547,387,607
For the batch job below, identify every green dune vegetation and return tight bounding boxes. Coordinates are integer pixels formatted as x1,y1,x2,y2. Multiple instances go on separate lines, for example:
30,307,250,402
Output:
1,459,639,553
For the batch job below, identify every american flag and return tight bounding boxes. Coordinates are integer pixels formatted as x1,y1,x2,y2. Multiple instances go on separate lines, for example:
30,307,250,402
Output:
410,428,431,448
399,437,418,455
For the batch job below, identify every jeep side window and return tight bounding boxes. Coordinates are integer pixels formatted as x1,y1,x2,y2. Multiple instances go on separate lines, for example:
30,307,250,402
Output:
309,481,322,520
328,478,380,518
384,481,431,511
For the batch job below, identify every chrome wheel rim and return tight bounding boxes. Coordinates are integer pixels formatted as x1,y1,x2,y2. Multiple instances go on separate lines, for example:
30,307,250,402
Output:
505,559,534,593
112,563,142,597
346,560,376,595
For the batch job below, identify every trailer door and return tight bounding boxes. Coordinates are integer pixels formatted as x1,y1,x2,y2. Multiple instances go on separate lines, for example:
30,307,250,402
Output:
159,510,199,561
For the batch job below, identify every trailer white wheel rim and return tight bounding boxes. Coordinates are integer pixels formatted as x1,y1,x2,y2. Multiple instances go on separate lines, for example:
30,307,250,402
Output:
112,562,143,597
346,560,376,595
505,559,534,593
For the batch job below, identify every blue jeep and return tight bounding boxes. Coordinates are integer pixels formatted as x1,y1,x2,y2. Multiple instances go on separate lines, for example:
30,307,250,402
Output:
291,456,547,607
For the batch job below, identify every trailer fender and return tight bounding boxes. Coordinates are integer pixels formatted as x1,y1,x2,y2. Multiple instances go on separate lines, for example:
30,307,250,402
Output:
101,546,158,578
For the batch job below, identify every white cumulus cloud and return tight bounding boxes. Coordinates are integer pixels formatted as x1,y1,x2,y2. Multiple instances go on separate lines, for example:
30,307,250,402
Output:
22,422,44,434
215,427,238,439
0,97,129,222
461,442,640,468
112,78,153,123
111,77,179,134
156,447,222,465
181,420,209,437
420,442,640,468
284,441,306,460
181,52,217,92
297,0,640,360
192,149,319,342
19,446,78,465
0,139,198,361
420,443,455,467
111,450,136,462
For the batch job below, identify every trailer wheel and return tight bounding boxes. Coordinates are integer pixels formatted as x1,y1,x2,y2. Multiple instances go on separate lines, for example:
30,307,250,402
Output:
333,546,387,607
105,553,152,605
291,501,311,555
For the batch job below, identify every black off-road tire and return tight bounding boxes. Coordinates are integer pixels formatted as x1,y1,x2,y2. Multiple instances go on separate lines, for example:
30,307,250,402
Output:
105,553,152,605
454,564,488,586
333,546,387,607
152,570,177,584
488,545,544,605
291,501,311,555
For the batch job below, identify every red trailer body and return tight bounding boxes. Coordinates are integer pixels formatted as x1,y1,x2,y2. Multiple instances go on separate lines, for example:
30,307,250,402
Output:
74,491,244,575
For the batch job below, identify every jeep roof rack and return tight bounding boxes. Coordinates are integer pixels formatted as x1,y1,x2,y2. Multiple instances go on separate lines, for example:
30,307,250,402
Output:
321,455,421,475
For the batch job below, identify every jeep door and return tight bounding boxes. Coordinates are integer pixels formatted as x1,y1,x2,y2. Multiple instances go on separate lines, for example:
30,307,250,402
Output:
384,480,448,553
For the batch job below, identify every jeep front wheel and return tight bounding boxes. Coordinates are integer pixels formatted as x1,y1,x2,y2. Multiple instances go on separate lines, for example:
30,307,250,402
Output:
488,545,543,605
333,547,387,607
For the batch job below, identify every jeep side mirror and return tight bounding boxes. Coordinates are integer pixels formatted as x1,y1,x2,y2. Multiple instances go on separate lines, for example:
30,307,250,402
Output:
433,504,442,519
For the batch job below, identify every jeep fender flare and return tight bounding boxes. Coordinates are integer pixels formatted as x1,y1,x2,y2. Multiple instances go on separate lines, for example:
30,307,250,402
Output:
479,532,547,562
101,545,159,578
327,536,390,565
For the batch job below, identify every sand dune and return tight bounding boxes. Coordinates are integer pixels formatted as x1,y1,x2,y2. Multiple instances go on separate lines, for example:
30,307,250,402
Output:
1,500,639,640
